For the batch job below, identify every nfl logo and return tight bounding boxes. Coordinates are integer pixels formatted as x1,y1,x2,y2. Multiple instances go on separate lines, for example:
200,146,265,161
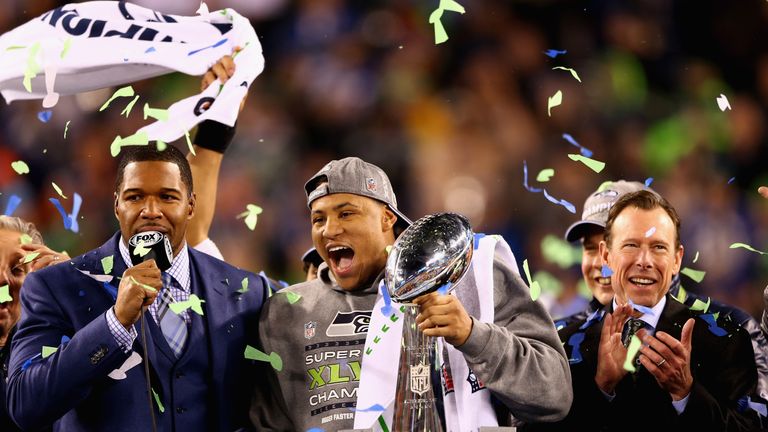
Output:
304,321,317,339
366,177,377,192
410,363,430,396
467,368,486,393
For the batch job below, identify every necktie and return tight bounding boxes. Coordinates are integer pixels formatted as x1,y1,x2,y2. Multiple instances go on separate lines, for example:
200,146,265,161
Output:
622,318,648,370
157,273,188,357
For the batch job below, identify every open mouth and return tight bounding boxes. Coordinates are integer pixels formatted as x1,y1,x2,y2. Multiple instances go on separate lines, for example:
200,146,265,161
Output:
327,245,355,276
595,277,611,286
629,276,657,287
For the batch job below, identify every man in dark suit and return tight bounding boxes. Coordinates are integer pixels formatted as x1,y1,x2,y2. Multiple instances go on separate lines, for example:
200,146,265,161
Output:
539,190,759,431
6,145,268,431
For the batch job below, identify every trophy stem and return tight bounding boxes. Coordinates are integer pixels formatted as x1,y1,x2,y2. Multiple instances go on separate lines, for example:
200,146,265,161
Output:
392,304,444,432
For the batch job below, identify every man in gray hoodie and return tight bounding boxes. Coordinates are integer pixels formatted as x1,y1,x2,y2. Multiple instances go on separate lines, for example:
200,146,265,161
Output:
250,157,572,431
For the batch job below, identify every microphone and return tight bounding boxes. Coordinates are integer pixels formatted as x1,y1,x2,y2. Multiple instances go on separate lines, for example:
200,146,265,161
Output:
127,231,173,271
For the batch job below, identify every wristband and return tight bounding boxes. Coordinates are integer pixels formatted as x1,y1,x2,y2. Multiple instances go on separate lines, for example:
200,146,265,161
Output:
193,120,236,154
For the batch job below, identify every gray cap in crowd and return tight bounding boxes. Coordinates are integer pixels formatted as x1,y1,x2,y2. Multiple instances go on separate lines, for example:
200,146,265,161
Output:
304,157,412,233
301,247,323,267
564,180,657,242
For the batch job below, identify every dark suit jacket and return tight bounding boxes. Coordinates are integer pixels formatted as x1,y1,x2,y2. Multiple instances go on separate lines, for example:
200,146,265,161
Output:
528,295,759,431
6,233,268,431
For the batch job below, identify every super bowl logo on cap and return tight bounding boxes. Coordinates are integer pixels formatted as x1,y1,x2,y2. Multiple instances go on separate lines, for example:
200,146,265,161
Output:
128,231,163,247
366,177,377,192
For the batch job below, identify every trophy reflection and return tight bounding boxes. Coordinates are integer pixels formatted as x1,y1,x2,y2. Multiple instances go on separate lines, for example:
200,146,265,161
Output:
384,213,474,432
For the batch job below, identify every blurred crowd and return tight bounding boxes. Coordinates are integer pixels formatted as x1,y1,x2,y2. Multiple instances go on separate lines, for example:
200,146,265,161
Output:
1,0,767,318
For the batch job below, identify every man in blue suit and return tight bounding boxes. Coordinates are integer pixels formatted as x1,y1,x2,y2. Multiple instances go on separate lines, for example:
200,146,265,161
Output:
6,145,268,431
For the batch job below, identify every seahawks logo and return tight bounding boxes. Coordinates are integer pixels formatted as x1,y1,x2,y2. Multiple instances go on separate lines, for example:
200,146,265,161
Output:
325,310,371,337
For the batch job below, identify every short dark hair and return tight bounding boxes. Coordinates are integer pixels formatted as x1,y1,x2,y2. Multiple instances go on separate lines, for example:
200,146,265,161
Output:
604,190,681,248
115,145,193,196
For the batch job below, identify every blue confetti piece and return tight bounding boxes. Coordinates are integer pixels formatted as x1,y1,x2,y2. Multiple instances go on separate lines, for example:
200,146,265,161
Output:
473,233,486,250
628,298,655,316
579,309,606,330
748,397,768,417
61,335,70,344
542,189,576,214
102,281,118,300
644,177,654,187
37,110,52,123
188,38,228,56
49,198,72,230
380,282,393,317
68,192,82,233
437,282,451,295
523,161,542,193
601,264,613,278
727,177,735,185
4,194,22,216
567,332,585,364
145,47,156,53
562,133,593,157
306,429,324,432
700,313,728,336
544,49,567,58
351,404,386,412
21,354,41,372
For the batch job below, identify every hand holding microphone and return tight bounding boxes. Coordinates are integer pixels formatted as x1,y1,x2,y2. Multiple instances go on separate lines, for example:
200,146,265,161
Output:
114,232,173,329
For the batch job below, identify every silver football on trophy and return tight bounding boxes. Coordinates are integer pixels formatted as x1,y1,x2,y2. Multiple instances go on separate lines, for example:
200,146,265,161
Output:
385,212,474,303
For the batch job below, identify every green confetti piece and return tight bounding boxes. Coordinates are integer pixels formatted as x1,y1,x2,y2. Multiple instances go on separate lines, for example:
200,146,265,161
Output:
60,37,72,59
156,140,167,151
567,154,606,173
681,267,706,283
536,168,555,182
23,252,40,264
692,251,700,263
552,66,582,82
143,103,169,121
110,132,149,157
729,242,767,255
623,334,641,373
129,276,158,293
5,45,26,51
547,90,562,116
428,0,465,45
132,240,151,257
596,181,614,192
63,120,71,139
673,285,687,304
244,345,283,371
279,291,302,304
152,388,165,413
184,129,196,156
42,346,58,359
238,277,249,293
169,294,205,316
101,255,114,275
19,234,33,245
51,182,67,199
521,259,541,300
99,86,134,111
11,160,30,175
0,285,12,303
23,43,41,93
237,204,263,230
690,297,710,313
385,245,393,255
121,95,140,117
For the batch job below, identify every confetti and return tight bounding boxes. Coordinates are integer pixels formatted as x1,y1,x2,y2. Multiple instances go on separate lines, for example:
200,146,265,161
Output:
562,133,593,157
544,49,567,58
552,66,581,82
729,242,767,255
152,388,165,413
196,1,210,15
121,95,140,117
352,404,385,412
11,161,30,175
184,129,196,156
68,193,82,233
727,177,735,185
22,252,40,264
540,235,581,268
623,334,641,372
542,188,576,213
567,154,605,173
49,198,72,230
4,195,22,216
690,297,711,313
567,332,585,364
644,177,654,187
156,141,167,151
0,285,11,303
437,282,451,295
169,294,205,315
237,204,263,230
60,37,72,59
110,132,149,157
238,277,249,293
108,351,142,380
644,227,656,237
101,255,114,275
692,251,700,263
64,120,71,139
380,283,392,316
99,86,134,111
42,65,59,108
601,264,613,278
597,181,613,192
144,47,156,54
22,43,41,93
280,291,302,304
19,234,33,245
385,245,392,255
673,285,687,304
188,38,228,56
244,345,283,371
51,182,67,199
547,90,562,116
716,93,731,111
133,240,151,258
681,267,706,283
130,276,158,293
428,0,465,45
536,168,555,182
143,103,169,121
700,313,727,337
37,110,52,123
522,259,542,301
522,161,542,193
41,346,58,359
628,299,655,316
